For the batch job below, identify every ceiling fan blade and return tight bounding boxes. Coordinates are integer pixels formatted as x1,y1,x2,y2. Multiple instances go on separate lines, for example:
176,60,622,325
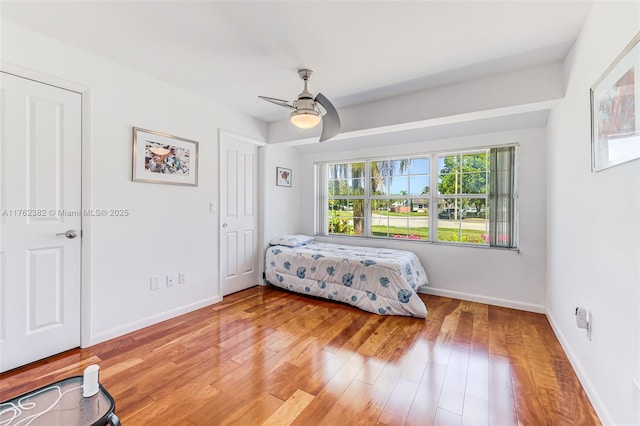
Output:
258,96,295,110
315,92,341,142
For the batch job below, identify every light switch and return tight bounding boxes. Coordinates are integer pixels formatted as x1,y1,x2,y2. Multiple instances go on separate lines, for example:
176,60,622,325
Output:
150,276,160,290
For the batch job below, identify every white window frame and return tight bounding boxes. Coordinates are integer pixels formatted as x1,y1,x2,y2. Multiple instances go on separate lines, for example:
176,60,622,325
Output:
433,150,489,244
315,144,519,248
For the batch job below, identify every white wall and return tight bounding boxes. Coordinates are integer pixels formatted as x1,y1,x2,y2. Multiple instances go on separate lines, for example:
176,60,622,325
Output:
297,127,547,312
1,20,267,344
262,144,303,244
546,3,640,424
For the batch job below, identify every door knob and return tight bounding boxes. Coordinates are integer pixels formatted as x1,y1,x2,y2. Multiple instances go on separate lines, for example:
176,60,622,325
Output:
56,230,78,239
222,223,228,228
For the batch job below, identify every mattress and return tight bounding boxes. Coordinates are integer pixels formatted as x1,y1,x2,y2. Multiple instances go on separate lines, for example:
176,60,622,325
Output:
265,241,428,317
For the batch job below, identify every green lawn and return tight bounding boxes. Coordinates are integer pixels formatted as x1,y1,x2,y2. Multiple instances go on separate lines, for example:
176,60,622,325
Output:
372,225,428,238
370,225,486,244
331,211,354,218
332,210,427,218
330,216,487,244
373,210,427,217
437,228,486,244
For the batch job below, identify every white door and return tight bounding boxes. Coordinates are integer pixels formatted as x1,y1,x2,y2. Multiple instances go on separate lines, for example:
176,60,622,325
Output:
220,132,260,296
0,73,82,372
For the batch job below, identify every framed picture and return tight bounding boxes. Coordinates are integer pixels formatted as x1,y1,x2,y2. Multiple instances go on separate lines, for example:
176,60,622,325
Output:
591,32,640,172
132,127,199,186
276,166,292,187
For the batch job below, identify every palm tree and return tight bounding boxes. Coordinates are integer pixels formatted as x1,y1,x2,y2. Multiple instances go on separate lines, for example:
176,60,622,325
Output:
370,160,409,194
330,162,365,235
330,159,412,235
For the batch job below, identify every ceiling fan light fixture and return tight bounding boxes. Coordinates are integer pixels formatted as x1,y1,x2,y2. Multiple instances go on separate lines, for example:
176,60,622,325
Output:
290,110,321,129
260,69,340,141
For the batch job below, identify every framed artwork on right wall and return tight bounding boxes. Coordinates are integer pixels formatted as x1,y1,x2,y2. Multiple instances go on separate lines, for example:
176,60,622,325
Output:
591,32,640,172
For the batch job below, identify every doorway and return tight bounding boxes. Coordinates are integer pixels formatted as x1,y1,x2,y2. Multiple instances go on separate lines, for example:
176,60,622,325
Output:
0,72,82,372
219,131,264,296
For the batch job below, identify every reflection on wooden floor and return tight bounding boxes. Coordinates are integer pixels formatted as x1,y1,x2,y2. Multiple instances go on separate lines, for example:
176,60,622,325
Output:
0,286,600,425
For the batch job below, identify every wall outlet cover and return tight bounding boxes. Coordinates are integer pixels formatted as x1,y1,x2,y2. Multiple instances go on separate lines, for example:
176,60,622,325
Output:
150,276,160,291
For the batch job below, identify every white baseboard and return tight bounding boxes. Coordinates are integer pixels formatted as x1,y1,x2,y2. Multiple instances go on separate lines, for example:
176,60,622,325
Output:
419,287,546,313
545,309,610,425
87,296,222,346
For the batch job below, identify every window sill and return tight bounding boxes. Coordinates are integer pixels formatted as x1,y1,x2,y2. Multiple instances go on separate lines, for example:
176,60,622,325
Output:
316,233,520,253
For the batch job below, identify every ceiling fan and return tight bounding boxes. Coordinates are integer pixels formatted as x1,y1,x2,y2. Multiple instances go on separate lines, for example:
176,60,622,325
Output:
259,69,341,142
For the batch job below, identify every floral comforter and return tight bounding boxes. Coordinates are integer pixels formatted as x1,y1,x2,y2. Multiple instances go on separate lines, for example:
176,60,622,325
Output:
265,241,428,317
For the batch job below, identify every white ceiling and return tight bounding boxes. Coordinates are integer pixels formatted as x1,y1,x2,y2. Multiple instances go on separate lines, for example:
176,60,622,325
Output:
1,1,593,123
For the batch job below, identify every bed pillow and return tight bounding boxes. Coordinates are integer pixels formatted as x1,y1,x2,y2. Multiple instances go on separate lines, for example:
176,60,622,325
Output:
269,235,314,247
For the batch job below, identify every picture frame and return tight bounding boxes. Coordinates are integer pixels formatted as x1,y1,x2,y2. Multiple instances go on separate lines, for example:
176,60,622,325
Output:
591,32,640,172
276,166,292,187
132,127,199,186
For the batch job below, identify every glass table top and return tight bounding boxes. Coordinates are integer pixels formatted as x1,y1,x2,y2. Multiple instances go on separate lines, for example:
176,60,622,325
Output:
0,376,116,426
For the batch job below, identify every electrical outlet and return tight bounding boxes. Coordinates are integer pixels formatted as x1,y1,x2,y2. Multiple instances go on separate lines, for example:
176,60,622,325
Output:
575,307,588,328
575,306,591,340
178,271,186,284
166,275,175,287
150,276,160,291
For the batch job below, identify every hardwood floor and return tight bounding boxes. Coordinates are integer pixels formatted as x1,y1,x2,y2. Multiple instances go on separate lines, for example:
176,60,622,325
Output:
0,286,600,425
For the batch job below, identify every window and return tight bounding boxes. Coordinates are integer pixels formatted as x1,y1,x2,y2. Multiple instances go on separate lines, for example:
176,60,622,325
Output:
436,151,488,244
370,158,430,239
317,146,518,248
327,162,365,236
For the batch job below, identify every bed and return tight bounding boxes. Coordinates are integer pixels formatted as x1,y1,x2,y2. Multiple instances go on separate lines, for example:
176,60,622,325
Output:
265,236,428,318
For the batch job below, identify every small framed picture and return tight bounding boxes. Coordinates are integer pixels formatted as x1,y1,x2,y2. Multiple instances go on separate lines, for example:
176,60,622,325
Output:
276,167,292,187
132,127,199,186
591,32,640,172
